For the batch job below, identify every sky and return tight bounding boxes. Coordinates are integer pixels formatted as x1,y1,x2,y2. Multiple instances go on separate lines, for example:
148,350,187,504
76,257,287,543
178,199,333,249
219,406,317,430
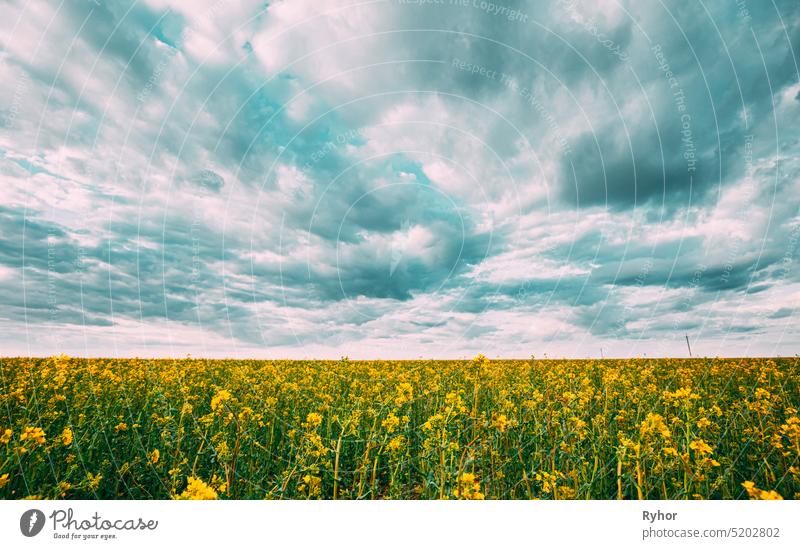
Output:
0,0,798,359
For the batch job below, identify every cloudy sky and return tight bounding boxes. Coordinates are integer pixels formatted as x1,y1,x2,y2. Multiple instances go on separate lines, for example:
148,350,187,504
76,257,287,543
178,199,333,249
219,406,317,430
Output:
1,0,798,358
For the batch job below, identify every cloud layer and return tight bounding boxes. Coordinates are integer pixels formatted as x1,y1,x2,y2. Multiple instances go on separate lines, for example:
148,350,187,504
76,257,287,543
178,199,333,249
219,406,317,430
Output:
0,0,798,358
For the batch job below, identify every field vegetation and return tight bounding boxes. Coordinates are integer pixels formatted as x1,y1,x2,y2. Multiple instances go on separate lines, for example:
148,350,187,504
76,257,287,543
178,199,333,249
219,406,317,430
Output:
1,355,798,500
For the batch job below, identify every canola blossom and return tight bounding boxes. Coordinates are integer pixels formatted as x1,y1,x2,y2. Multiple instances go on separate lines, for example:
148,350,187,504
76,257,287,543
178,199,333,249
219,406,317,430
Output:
0,355,798,500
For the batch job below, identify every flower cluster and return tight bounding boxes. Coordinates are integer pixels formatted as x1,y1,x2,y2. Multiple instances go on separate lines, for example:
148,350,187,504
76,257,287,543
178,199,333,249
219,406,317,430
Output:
0,355,797,499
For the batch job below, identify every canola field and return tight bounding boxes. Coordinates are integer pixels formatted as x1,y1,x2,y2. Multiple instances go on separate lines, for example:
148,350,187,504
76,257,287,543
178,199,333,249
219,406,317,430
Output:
1,355,798,500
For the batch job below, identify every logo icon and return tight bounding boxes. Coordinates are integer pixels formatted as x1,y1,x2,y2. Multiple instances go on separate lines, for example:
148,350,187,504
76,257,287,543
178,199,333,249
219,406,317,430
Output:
20,509,45,537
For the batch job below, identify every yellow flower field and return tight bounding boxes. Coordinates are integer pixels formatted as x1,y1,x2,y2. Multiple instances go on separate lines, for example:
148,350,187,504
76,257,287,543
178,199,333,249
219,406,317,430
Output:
1,355,798,500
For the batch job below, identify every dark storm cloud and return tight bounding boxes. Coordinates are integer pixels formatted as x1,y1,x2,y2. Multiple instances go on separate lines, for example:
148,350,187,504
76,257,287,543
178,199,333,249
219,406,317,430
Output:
0,204,257,346
768,307,795,319
188,169,225,192
557,2,799,210
0,0,797,356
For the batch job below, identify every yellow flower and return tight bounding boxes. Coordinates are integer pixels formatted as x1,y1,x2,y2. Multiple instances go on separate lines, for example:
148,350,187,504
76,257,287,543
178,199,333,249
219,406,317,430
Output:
176,477,218,500
689,439,713,456
491,413,511,432
780,417,800,444
395,382,414,406
663,387,700,406
742,481,783,500
754,388,771,400
382,413,400,433
454,472,485,500
215,440,230,459
87,473,102,490
301,475,322,497
558,486,576,499
422,413,444,431
0,355,796,500
20,426,46,445
61,427,73,446
305,412,323,429
535,471,561,494
387,435,405,453
210,389,232,411
568,417,588,440
211,474,227,494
